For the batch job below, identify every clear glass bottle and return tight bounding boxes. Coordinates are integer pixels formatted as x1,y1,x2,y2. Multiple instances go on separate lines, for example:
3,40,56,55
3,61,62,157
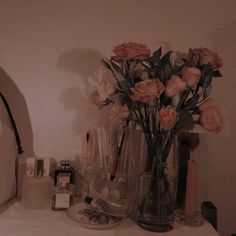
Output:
52,183,75,210
21,159,53,209
53,160,76,186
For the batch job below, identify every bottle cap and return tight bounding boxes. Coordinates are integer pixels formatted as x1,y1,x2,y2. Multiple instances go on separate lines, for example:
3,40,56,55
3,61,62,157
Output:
60,160,71,166
84,196,93,204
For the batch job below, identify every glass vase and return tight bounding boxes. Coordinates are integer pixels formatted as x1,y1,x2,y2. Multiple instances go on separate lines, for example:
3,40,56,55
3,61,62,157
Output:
137,132,178,232
88,123,140,217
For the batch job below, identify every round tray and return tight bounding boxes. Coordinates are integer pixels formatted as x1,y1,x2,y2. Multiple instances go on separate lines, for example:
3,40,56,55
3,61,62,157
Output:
66,202,125,229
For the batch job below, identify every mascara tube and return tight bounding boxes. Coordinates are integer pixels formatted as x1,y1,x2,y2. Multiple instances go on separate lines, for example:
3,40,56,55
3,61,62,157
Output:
84,196,128,217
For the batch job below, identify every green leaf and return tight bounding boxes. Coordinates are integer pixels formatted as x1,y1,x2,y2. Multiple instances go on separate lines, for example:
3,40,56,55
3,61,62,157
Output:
203,85,212,99
118,80,131,93
163,64,172,80
176,110,194,131
101,59,112,70
118,92,131,105
152,47,162,61
181,58,191,67
198,63,213,88
161,51,172,64
141,61,150,69
150,57,160,65
203,74,212,88
155,66,164,82
160,93,172,106
172,64,185,75
213,70,223,77
185,94,200,110
110,60,125,78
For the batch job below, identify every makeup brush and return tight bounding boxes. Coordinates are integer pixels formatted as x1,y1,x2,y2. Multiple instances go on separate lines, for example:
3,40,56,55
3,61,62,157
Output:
110,131,125,181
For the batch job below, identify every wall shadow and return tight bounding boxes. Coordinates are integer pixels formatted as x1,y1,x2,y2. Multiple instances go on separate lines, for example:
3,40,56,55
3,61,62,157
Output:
58,48,103,91
58,48,112,134
209,20,236,236
212,21,236,72
0,66,34,157
59,86,110,134
211,20,236,134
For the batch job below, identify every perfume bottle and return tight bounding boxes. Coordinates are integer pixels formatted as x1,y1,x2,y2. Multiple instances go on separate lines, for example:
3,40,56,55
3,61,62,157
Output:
52,183,75,210
53,160,76,186
21,159,53,209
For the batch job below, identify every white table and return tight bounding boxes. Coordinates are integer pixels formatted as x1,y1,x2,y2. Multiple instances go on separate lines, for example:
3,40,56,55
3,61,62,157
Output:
0,201,219,236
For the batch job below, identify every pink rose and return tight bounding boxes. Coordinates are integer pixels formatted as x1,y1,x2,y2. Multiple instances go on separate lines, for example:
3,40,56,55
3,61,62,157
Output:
198,99,223,133
188,48,223,70
130,79,165,103
182,67,201,87
158,105,178,130
112,42,150,61
198,98,216,111
165,75,187,97
110,102,129,121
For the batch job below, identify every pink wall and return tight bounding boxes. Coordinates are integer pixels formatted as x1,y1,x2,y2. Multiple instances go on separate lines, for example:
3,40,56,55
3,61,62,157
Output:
0,0,236,235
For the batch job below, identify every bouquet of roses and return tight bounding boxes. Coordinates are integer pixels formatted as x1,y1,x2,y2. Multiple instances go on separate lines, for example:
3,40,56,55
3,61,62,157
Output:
90,42,223,230
90,42,223,136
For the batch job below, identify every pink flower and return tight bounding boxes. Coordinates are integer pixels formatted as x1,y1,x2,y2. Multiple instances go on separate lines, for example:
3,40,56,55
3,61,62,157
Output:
198,99,223,133
182,67,201,87
188,48,223,70
110,102,129,121
198,98,216,111
112,42,150,61
165,75,187,97
158,105,178,130
130,79,165,103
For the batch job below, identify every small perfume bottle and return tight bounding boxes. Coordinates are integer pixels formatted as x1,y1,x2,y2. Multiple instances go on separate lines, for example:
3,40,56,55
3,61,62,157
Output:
21,159,53,209
52,183,75,210
53,160,76,186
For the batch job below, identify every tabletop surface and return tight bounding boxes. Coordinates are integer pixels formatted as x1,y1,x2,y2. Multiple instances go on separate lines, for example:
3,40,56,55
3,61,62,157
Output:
0,200,219,236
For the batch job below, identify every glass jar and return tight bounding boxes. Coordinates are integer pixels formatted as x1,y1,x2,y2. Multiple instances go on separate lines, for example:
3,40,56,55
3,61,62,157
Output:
137,132,178,232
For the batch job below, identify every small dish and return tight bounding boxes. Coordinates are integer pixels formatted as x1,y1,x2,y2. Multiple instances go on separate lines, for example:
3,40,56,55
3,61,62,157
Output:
66,202,125,229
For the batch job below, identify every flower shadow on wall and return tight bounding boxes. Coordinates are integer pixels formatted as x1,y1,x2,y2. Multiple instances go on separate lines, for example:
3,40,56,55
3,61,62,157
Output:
0,66,34,157
210,21,236,236
57,48,113,134
212,21,236,134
